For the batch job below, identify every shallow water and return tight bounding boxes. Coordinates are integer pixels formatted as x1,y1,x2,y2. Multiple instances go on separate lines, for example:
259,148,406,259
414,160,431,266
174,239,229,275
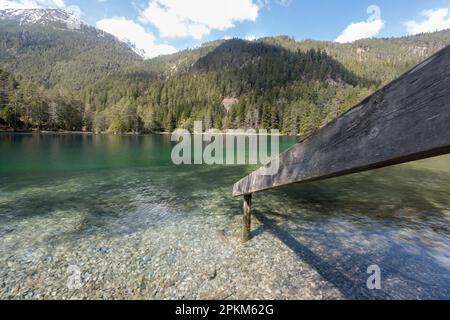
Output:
1,133,450,299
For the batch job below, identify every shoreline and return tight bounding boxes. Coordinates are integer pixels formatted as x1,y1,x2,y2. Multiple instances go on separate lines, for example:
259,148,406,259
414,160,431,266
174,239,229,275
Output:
0,129,300,137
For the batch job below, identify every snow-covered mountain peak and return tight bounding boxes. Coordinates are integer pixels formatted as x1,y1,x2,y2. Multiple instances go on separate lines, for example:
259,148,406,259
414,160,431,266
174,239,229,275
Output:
0,8,86,30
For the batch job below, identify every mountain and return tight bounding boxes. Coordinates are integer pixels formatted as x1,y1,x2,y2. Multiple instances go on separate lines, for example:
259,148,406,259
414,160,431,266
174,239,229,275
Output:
259,32,450,85
0,9,143,91
1,9,450,136
0,8,87,29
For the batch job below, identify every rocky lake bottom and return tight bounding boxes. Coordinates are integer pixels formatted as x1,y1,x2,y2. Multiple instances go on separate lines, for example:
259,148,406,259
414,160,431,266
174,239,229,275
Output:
1,134,450,300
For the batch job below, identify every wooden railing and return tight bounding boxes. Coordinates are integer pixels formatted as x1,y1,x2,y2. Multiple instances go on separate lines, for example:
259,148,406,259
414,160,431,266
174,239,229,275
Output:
233,45,450,242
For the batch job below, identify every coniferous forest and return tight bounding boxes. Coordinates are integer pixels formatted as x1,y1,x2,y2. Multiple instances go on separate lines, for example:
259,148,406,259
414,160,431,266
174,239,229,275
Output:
1,11,450,137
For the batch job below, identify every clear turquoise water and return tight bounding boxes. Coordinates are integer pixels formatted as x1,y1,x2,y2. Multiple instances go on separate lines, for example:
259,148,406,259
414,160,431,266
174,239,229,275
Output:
1,133,450,299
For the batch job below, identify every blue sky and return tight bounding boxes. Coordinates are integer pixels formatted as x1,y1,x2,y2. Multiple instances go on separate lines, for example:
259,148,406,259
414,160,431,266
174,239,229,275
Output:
1,0,450,58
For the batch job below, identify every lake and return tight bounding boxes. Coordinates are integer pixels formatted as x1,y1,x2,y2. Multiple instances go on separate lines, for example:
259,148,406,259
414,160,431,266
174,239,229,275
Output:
1,133,450,299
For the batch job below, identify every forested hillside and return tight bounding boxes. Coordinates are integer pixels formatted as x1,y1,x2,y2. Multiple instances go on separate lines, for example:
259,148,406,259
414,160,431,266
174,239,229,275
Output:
0,9,142,91
0,68,85,131
1,9,450,136
261,31,450,85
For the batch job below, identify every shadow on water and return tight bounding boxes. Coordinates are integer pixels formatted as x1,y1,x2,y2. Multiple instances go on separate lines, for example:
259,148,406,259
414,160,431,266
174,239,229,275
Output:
2,134,450,299
249,163,450,299
253,211,391,299
253,210,450,299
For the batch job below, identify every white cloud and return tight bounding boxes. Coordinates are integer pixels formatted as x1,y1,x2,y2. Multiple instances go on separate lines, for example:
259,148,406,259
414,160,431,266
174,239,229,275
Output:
1,0,175,59
0,0,66,10
258,0,291,10
139,0,260,39
66,4,81,18
336,19,384,43
405,8,450,35
336,5,384,43
96,17,177,59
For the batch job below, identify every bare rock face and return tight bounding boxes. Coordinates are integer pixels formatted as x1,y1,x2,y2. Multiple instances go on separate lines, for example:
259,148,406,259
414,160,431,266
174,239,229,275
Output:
222,97,239,112
325,76,345,87
356,47,369,62
411,46,429,57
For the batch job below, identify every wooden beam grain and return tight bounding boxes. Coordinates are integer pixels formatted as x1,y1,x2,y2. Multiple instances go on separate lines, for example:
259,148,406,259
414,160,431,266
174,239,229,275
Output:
233,45,450,197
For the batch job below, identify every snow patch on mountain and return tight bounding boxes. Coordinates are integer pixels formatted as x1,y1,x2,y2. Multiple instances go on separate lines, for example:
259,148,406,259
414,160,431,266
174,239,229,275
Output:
0,8,86,30
0,9,146,58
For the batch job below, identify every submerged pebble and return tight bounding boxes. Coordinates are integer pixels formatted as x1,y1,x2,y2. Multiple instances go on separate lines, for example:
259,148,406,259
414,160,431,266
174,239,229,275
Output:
1,135,450,300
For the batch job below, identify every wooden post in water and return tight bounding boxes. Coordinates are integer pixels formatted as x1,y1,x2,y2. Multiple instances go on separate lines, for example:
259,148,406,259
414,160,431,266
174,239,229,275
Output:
233,45,450,198
234,45,450,242
242,194,252,242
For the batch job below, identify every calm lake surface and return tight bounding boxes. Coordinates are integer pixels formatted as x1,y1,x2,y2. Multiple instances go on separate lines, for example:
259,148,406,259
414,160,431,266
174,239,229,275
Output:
1,133,450,299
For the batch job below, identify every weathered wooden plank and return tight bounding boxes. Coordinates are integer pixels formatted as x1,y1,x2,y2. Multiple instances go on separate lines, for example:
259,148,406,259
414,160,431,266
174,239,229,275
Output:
233,45,450,197
242,194,252,242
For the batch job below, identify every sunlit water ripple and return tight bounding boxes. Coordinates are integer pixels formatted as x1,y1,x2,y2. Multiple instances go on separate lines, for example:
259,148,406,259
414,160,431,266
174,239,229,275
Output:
1,133,450,299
